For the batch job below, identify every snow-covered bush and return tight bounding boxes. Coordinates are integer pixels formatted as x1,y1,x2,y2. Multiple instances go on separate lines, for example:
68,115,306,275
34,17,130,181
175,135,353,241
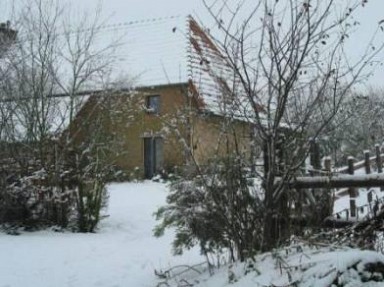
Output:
0,168,77,230
154,156,265,262
0,170,48,228
0,160,108,233
75,177,108,232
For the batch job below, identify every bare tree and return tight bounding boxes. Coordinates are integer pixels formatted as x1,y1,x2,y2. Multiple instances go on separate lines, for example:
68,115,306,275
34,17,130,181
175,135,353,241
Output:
319,87,384,165
199,0,384,250
0,0,123,231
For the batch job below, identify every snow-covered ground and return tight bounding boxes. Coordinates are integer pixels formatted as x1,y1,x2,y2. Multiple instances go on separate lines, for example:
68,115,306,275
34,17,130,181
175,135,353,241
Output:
0,181,203,287
191,245,384,287
0,181,383,287
333,187,384,218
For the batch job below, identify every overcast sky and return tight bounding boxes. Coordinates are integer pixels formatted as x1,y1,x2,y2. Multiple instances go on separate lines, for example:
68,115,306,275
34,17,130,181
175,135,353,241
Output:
77,0,384,88
1,0,384,88
74,0,203,21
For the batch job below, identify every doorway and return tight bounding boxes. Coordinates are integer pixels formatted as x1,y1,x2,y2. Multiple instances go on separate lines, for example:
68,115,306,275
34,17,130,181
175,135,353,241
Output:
143,137,163,179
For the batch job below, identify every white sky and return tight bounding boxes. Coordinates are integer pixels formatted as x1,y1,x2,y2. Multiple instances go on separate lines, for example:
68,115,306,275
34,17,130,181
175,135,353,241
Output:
1,0,384,88
81,0,384,88
74,0,203,21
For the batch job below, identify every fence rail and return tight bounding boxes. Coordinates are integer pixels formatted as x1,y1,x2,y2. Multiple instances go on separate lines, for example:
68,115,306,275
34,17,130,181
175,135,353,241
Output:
299,141,384,222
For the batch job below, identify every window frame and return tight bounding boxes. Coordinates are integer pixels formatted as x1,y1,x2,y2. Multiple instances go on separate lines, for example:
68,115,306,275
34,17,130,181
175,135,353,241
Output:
145,95,160,114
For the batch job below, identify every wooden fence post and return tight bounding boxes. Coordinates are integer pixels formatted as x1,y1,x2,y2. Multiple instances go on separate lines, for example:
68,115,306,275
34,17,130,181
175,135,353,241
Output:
364,150,371,175
309,139,321,174
350,200,356,219
323,157,333,216
368,190,373,203
324,157,331,174
364,150,373,202
375,144,384,192
348,156,357,217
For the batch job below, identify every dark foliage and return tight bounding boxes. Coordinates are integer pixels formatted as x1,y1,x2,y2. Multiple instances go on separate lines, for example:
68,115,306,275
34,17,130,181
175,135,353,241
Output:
154,156,265,261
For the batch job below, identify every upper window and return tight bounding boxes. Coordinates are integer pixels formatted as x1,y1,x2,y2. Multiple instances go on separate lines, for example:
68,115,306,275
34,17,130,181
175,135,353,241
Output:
146,95,160,114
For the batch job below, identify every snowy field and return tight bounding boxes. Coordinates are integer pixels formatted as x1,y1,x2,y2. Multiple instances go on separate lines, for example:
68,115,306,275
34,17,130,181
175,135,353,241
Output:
0,182,203,287
1,181,384,287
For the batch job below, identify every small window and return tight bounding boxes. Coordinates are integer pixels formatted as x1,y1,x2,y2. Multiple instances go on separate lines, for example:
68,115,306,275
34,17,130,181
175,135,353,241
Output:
146,95,160,114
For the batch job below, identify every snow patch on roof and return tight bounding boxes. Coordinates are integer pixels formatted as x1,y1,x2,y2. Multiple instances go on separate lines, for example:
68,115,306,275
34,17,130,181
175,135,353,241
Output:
108,15,189,87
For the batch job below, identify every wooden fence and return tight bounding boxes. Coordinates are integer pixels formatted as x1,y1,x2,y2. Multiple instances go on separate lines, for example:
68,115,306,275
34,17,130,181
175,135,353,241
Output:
291,142,384,222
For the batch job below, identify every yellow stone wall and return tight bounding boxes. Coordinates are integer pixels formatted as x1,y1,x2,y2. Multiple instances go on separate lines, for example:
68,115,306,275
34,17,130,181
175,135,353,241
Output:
69,83,253,178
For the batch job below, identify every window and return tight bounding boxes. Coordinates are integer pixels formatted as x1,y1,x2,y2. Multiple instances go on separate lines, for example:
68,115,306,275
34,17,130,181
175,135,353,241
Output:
146,95,160,114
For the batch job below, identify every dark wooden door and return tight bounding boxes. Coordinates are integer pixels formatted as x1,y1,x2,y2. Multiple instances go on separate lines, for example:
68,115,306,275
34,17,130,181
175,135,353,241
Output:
144,137,163,179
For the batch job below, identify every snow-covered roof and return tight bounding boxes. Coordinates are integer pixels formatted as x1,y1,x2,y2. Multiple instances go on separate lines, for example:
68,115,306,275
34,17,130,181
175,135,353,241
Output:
187,16,256,119
105,15,252,118
110,15,189,87
188,17,233,111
